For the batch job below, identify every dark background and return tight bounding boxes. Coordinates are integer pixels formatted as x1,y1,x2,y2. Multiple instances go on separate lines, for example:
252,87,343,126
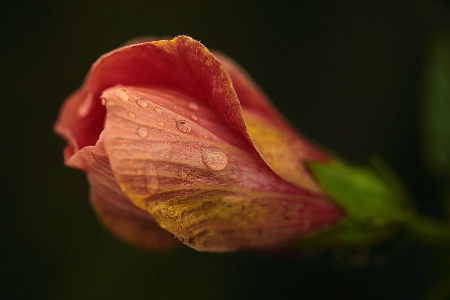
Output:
2,0,450,299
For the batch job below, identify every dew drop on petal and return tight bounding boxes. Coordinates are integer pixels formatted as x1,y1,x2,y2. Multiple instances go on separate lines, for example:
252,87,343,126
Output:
157,121,164,127
136,98,148,108
114,89,129,101
178,169,189,179
154,107,162,113
201,147,228,171
127,111,136,119
176,120,192,133
137,127,148,138
188,102,198,110
227,168,238,179
103,98,116,107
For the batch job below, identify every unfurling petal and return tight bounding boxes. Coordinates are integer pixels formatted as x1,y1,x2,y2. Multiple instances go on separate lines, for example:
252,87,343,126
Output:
55,35,344,251
66,137,177,249
59,36,330,190
214,52,332,192
101,86,342,251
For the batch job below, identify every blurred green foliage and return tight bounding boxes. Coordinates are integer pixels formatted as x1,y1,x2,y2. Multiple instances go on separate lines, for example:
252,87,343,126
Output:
421,32,450,180
308,158,450,246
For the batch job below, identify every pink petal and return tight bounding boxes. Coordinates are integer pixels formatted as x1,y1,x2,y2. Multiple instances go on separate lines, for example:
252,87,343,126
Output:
54,85,105,165
101,85,342,251
214,52,331,192
68,136,178,249
55,36,330,191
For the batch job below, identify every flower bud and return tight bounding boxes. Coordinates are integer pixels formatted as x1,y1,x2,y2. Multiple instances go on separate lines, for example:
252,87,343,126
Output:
55,36,343,251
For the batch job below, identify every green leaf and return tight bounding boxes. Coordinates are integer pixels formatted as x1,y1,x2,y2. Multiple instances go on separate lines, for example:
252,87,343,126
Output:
308,160,412,223
303,159,450,248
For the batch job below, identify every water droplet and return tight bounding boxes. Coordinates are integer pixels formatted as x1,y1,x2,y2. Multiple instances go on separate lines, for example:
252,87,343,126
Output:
201,147,228,171
227,168,238,179
178,169,189,179
176,120,192,133
188,102,198,110
191,115,198,121
137,127,148,138
154,107,162,113
102,98,116,106
135,97,148,108
127,111,136,119
157,121,164,127
114,89,129,101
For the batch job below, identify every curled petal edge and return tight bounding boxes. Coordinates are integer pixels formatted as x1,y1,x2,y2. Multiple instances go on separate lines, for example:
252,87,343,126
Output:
101,85,343,251
55,36,331,193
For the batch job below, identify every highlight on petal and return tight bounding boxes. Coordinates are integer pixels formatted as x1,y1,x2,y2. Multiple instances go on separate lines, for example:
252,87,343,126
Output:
101,85,343,251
